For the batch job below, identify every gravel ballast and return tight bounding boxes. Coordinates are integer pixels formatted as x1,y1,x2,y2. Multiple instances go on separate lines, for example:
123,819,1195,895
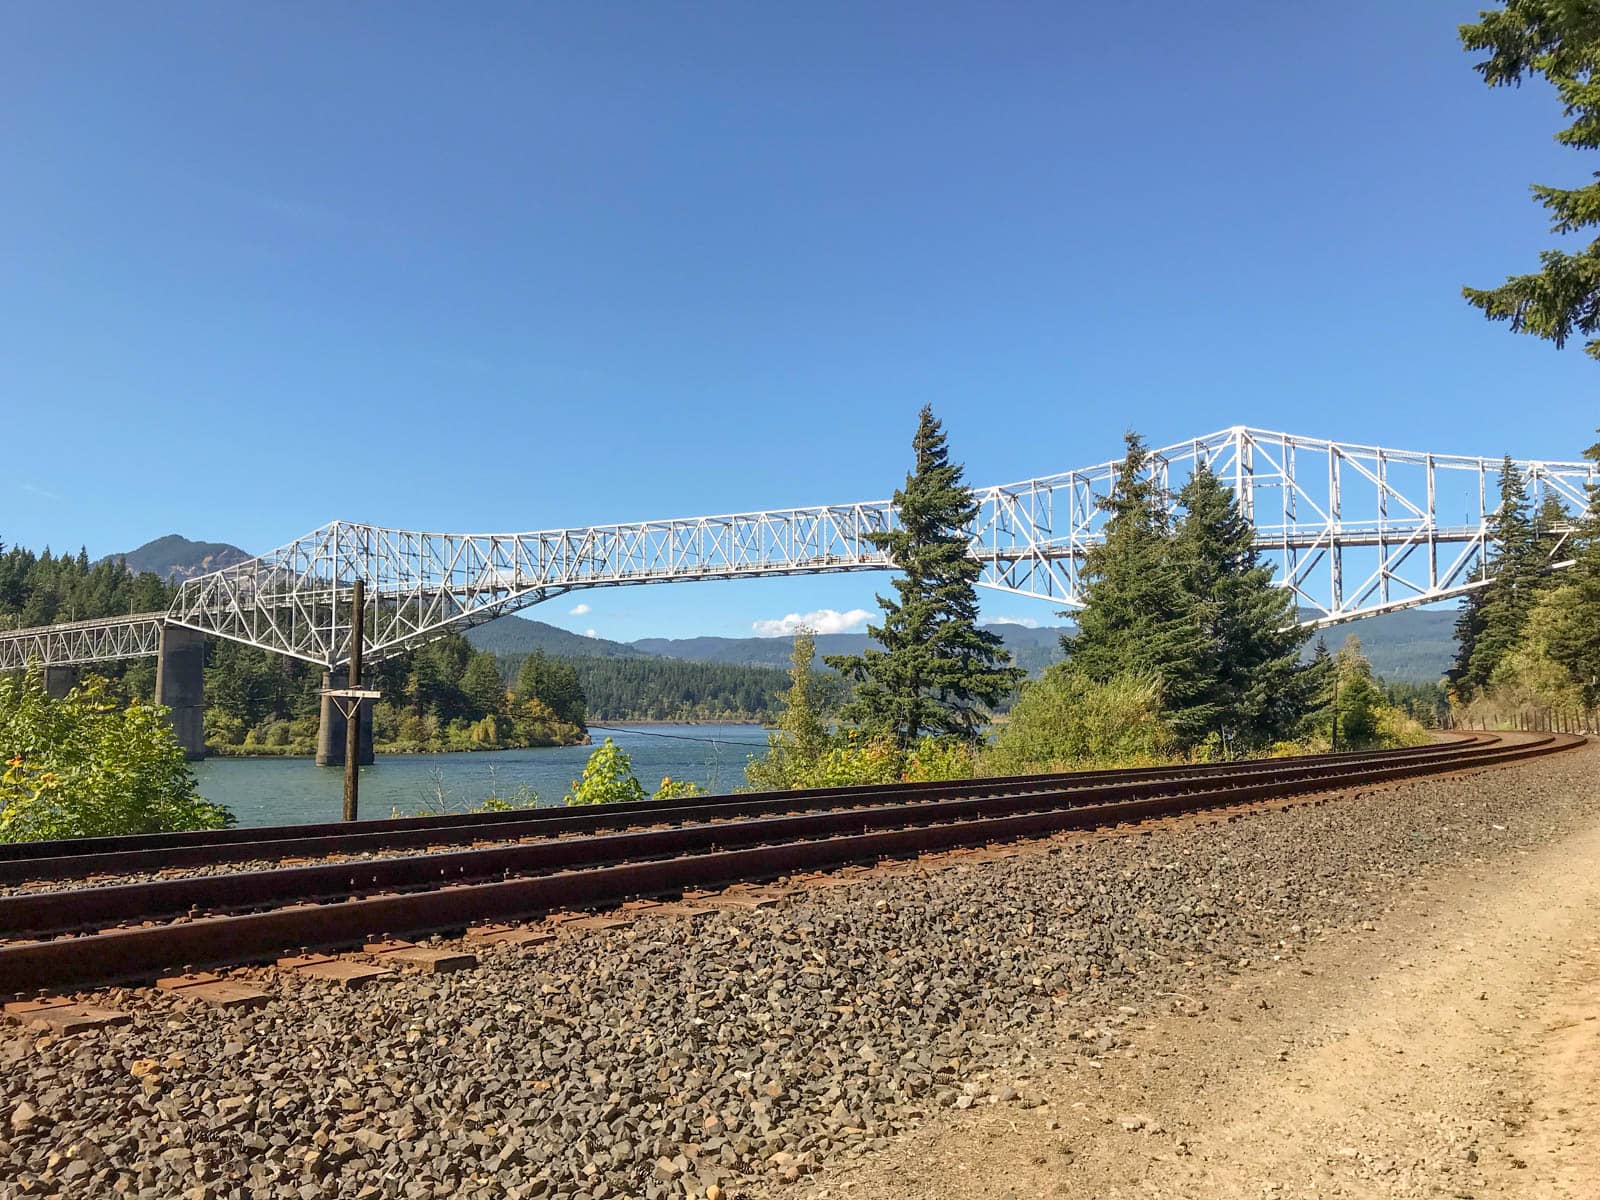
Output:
0,746,1594,1200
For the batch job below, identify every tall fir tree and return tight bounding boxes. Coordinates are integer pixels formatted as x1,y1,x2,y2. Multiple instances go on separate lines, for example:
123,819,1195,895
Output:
745,628,829,789
1546,426,1600,705
1448,587,1488,700
461,651,508,717
825,407,1023,746
1302,637,1337,742
1063,432,1209,744
1459,3,1600,358
1171,465,1316,751
1457,457,1542,693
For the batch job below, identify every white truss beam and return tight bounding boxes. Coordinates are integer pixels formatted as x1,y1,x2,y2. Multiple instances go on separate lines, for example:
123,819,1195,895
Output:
1,427,1593,671
0,615,164,672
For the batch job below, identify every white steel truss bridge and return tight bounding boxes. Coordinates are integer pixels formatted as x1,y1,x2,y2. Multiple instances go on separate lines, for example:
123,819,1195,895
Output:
2,426,1594,673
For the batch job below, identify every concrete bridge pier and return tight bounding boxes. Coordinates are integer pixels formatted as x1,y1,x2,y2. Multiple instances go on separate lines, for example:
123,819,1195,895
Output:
316,671,375,767
154,624,207,761
42,665,81,699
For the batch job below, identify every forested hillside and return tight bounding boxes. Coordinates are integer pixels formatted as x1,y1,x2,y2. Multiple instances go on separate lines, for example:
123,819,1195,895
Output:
629,623,1065,674
495,653,848,723
466,616,646,659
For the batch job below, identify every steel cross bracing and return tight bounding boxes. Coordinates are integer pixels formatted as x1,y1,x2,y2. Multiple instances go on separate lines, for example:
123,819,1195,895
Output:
1,426,1594,672
0,614,164,671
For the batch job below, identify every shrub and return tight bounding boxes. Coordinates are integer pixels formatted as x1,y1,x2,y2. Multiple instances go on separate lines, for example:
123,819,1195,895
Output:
788,734,904,788
565,738,647,806
982,667,1177,775
902,736,977,783
0,673,233,842
204,709,245,747
653,776,707,800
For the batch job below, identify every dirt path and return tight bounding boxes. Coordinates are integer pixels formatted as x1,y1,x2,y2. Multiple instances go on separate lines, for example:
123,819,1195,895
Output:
793,808,1600,1200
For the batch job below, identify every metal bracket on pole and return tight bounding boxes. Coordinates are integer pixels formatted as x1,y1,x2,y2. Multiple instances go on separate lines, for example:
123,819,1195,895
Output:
321,689,381,721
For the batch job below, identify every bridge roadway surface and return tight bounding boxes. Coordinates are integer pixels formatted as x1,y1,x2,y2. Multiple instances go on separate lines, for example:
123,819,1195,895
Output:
0,731,1580,998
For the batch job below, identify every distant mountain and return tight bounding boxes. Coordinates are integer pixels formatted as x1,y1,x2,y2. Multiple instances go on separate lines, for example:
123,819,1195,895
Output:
465,615,651,660
472,605,1458,683
105,534,252,582
630,609,1457,682
633,623,1070,675
1303,607,1457,683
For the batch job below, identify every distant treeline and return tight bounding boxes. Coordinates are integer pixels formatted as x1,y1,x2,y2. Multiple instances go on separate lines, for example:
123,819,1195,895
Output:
498,653,850,724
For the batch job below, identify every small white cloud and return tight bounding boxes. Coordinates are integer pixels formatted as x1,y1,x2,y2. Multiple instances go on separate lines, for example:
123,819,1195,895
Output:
19,482,61,501
752,608,874,637
584,628,598,639
986,616,1041,629
570,602,592,616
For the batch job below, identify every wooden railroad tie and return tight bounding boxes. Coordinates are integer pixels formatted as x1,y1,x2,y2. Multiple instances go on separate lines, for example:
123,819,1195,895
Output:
275,953,394,989
155,971,271,1009
3,997,131,1034
362,939,477,974
465,923,556,948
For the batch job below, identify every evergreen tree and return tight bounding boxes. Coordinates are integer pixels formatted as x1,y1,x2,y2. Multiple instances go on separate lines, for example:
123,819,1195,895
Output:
1448,585,1488,700
1459,3,1600,358
1332,636,1386,747
1459,458,1542,692
1063,432,1209,744
746,628,830,789
1546,426,1600,704
513,650,587,727
461,651,507,718
1532,492,1572,558
1302,638,1336,742
1172,465,1315,751
826,406,1023,746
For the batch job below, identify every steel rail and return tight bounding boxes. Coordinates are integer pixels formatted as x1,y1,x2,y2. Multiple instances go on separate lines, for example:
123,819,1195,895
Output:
0,739,1478,889
0,738,1478,882
0,740,1505,936
0,734,1579,995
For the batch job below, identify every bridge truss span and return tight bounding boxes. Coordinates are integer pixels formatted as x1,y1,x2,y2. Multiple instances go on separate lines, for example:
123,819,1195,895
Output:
0,614,164,672
2,426,1595,672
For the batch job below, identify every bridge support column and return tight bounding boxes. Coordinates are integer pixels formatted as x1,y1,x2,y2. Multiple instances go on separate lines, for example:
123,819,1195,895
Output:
42,665,81,699
155,624,207,761
316,671,374,767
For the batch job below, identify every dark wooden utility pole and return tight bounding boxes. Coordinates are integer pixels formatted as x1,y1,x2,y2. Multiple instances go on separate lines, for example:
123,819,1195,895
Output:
1329,667,1340,752
343,578,365,822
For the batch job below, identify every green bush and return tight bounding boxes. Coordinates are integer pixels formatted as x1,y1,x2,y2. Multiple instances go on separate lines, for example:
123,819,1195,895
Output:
1,673,233,842
565,738,647,806
982,667,1177,775
652,776,707,801
204,709,245,748
902,737,978,783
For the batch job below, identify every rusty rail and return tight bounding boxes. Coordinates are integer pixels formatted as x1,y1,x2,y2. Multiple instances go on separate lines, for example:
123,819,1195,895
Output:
0,738,1474,883
0,732,1581,995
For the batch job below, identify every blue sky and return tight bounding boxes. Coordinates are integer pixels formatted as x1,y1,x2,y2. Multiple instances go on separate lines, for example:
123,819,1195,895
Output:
2,2,1594,640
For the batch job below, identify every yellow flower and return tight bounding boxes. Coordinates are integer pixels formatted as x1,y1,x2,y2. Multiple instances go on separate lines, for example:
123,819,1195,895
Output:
4,756,21,768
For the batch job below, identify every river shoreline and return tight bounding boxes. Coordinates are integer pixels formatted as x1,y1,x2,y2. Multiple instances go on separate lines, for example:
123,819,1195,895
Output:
193,724,770,827
204,719,768,760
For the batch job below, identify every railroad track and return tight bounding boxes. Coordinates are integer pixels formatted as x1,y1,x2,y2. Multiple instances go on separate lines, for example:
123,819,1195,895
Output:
0,737,1495,885
0,732,1581,997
